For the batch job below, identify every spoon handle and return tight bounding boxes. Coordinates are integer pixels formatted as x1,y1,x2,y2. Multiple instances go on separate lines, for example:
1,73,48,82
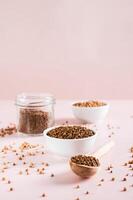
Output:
93,141,114,158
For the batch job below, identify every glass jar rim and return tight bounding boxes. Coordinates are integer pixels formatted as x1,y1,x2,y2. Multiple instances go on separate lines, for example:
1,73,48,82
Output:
15,93,55,107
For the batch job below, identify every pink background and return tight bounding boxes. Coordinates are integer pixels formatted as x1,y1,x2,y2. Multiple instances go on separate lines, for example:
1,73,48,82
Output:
0,0,133,99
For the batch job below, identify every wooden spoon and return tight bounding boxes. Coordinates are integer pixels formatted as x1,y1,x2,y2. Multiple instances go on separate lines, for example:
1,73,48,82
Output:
69,140,114,178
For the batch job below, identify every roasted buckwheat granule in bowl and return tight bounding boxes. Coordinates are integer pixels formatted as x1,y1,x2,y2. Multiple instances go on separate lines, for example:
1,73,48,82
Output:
72,100,109,124
44,125,97,156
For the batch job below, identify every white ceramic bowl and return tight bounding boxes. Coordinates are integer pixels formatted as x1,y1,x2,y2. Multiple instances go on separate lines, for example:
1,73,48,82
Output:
72,101,109,124
43,125,97,156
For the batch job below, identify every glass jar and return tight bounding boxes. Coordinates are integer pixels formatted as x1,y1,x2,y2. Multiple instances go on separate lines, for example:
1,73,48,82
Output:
16,93,55,136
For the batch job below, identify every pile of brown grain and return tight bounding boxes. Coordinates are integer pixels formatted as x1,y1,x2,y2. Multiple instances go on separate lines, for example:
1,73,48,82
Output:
73,101,106,107
71,155,100,167
47,126,95,139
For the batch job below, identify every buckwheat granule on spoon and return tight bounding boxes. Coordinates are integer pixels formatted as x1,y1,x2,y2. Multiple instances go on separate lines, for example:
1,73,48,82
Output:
71,155,100,167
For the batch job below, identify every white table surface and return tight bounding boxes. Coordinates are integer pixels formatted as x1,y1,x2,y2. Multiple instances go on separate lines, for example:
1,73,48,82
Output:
0,100,133,200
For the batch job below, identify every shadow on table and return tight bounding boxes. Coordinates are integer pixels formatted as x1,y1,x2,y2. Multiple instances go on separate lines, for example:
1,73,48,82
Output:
52,171,88,185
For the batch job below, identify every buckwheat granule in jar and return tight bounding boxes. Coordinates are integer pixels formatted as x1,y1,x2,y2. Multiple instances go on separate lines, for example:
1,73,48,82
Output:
16,93,55,135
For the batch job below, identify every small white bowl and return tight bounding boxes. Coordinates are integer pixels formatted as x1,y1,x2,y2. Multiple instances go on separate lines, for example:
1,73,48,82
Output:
43,125,97,156
72,101,109,124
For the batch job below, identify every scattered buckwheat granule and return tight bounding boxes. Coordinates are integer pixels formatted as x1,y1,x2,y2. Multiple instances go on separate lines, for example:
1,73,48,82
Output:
2,177,6,181
106,167,110,171
7,180,11,184
131,147,133,153
111,177,115,181
12,149,16,153
121,187,127,192
18,156,23,161
0,124,17,137
18,171,23,175
85,191,89,195
122,178,127,181
37,168,45,175
41,193,46,197
3,166,8,170
29,162,35,168
75,185,80,189
13,162,16,166
50,173,54,177
124,163,127,166
25,168,30,175
129,165,132,168
106,165,113,171
97,183,102,186
101,179,104,182
19,142,37,151
75,198,80,200
28,152,36,156
9,187,13,192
